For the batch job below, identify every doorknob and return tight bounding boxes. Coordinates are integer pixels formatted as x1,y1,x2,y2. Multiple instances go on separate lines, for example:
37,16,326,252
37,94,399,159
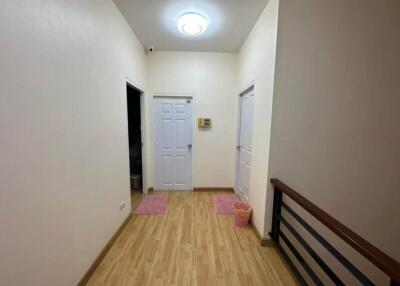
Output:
188,144,192,149
236,145,241,149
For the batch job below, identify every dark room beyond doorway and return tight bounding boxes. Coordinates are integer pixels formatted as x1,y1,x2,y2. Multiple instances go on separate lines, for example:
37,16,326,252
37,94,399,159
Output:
126,83,143,194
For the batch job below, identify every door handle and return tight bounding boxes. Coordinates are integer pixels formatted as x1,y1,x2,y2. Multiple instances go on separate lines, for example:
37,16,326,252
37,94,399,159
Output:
236,145,241,149
188,144,192,149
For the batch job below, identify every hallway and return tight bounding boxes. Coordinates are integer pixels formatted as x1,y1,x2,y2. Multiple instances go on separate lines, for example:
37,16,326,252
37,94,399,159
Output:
2,1,400,285
87,192,296,286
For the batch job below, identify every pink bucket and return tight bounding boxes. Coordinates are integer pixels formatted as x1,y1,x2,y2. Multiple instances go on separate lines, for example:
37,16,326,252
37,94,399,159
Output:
233,201,252,227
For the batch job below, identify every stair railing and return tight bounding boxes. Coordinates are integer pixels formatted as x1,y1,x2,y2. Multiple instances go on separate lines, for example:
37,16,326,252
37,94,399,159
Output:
270,178,400,286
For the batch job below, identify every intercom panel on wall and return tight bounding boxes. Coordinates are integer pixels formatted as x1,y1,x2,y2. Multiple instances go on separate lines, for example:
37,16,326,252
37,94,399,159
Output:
198,118,212,129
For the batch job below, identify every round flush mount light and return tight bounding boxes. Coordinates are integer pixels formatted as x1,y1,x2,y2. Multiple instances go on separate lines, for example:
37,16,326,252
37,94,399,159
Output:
177,13,208,36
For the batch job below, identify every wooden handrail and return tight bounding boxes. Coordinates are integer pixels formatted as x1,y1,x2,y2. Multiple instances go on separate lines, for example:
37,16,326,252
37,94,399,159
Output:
270,178,400,284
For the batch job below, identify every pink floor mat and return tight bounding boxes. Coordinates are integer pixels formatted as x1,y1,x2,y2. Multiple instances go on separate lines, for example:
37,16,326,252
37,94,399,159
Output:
134,194,169,215
213,194,240,214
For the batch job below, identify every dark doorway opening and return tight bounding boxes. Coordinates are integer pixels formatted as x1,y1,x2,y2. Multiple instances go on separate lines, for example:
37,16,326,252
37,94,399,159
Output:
127,83,143,194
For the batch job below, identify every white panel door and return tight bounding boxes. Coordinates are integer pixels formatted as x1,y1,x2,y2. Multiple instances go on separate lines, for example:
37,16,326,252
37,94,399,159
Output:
155,97,193,190
237,89,255,201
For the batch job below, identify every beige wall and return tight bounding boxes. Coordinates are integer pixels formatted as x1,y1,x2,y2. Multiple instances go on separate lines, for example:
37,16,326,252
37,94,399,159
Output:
0,1,146,285
267,0,400,284
146,51,238,188
238,0,279,235
3,0,397,284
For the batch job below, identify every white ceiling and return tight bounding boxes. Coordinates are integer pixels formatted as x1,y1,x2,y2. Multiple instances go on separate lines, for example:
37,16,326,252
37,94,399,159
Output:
113,0,269,53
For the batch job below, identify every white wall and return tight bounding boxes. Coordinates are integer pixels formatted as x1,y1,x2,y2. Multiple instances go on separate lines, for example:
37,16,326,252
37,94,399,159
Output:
268,0,400,284
146,51,238,188
0,1,146,285
237,0,279,235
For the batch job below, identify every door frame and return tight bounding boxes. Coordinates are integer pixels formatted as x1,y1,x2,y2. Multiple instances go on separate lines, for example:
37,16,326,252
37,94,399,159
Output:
235,84,255,200
153,95,195,191
125,79,147,194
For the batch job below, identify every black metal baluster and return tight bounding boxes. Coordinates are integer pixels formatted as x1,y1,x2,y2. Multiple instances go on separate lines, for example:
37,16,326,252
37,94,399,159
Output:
280,231,324,286
277,243,308,286
270,187,283,244
282,202,374,286
278,214,344,285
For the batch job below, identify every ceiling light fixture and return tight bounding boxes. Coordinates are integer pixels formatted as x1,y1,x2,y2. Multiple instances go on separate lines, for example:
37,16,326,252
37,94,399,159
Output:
177,13,208,36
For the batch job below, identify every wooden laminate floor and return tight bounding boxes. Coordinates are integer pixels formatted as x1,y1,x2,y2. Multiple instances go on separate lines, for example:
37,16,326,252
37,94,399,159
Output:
87,191,297,286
